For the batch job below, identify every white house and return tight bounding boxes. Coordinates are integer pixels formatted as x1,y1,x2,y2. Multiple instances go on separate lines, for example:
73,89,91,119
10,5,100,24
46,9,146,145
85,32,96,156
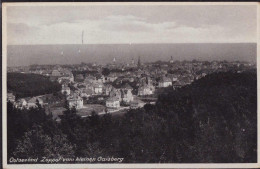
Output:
27,97,44,108
61,85,70,95
7,92,15,102
138,83,155,96
67,94,83,109
121,89,134,103
158,76,172,88
106,97,120,108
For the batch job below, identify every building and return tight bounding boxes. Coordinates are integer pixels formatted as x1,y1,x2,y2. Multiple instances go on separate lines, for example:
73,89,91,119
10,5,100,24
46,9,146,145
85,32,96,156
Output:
104,84,114,95
158,76,172,88
27,97,44,108
61,85,70,95
93,83,103,95
170,56,174,63
15,99,27,109
67,94,83,109
121,89,134,103
7,92,15,102
75,74,84,82
172,81,184,90
80,88,93,98
109,88,122,101
138,83,155,96
106,97,120,108
51,70,61,76
130,99,145,109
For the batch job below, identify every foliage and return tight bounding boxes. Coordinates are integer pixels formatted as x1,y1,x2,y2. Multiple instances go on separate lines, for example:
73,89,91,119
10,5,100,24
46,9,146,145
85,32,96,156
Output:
7,73,61,98
7,70,257,163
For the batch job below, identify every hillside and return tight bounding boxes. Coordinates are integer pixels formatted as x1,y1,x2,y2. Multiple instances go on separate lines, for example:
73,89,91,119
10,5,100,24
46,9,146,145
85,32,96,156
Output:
7,73,61,98
7,70,257,163
155,70,257,162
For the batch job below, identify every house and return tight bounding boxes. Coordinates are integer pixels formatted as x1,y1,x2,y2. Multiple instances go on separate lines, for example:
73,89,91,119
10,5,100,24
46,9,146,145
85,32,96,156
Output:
84,75,96,83
121,89,134,103
138,83,155,96
7,92,15,102
106,73,118,82
61,85,70,95
109,88,122,101
27,97,44,108
167,74,178,82
158,76,172,88
121,83,133,91
51,70,61,76
172,81,184,90
75,74,84,82
15,99,27,109
106,97,120,108
104,84,114,95
67,94,83,109
80,88,93,98
93,83,103,95
130,99,145,109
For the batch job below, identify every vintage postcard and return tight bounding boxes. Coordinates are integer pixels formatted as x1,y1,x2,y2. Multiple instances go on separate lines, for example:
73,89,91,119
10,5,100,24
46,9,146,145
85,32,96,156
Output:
2,2,260,169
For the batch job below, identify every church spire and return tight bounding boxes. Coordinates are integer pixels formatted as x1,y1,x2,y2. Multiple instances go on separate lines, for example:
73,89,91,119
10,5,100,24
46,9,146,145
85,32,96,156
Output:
138,56,141,67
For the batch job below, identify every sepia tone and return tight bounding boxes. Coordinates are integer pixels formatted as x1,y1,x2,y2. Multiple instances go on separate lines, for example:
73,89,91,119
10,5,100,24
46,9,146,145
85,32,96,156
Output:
2,2,259,168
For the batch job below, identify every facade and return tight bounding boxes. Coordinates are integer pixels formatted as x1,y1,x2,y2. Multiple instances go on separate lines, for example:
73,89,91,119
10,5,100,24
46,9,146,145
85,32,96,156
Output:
130,99,145,109
94,83,103,94
138,84,155,96
67,94,83,109
121,89,134,103
159,76,172,88
80,88,93,98
15,99,27,109
106,97,120,108
61,85,70,95
27,97,44,108
52,70,61,76
109,88,122,101
7,92,16,102
104,84,114,95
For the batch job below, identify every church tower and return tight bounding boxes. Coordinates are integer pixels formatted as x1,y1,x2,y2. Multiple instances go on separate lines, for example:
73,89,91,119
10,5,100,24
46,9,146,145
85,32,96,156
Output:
138,56,141,67
170,56,174,63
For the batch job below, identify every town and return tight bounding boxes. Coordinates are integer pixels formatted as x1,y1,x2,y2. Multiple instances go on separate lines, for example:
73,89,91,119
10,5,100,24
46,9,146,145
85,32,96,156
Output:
7,57,255,121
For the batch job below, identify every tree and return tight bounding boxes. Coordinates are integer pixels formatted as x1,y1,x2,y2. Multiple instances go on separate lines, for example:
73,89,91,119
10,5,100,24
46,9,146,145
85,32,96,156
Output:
13,125,75,159
102,68,110,76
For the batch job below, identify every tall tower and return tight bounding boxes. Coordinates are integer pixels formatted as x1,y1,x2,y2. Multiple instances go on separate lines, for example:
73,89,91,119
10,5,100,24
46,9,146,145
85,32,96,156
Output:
138,56,141,67
82,30,84,44
113,57,116,63
131,58,135,65
170,56,174,63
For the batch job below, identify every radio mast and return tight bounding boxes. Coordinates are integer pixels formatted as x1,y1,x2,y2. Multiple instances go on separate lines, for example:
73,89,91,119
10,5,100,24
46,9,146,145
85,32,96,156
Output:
82,30,84,44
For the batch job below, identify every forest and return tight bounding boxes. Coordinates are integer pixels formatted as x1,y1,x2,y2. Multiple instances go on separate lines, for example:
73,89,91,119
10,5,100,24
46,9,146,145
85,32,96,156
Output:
7,70,257,163
7,73,61,98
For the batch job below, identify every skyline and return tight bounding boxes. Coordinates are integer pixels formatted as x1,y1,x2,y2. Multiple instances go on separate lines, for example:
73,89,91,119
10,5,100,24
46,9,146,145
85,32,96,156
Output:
7,43,256,67
6,4,257,45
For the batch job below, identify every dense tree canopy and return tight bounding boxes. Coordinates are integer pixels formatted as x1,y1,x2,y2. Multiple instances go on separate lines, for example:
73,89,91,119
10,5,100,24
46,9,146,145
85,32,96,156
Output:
7,73,61,98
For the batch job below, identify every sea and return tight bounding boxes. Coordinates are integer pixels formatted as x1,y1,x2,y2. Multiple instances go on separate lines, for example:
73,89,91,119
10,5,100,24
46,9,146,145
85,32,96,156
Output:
7,43,256,67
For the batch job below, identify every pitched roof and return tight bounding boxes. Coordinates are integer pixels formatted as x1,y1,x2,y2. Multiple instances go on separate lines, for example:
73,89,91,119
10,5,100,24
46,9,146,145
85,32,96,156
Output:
107,97,120,102
121,83,133,90
159,76,172,83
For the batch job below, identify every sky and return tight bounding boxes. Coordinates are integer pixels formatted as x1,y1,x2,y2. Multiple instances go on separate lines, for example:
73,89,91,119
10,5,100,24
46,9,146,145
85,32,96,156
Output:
6,4,257,45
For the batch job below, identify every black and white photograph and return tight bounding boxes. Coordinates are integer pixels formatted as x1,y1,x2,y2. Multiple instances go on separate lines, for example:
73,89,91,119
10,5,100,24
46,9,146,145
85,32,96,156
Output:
2,2,259,168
